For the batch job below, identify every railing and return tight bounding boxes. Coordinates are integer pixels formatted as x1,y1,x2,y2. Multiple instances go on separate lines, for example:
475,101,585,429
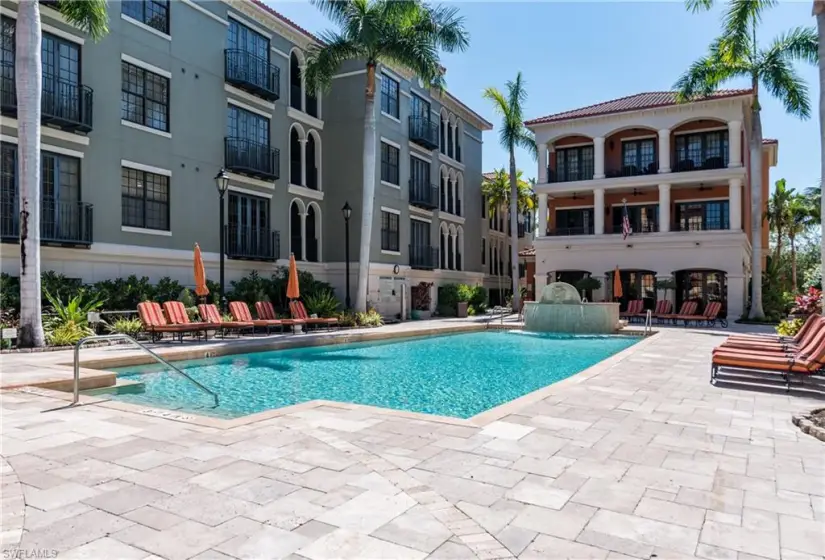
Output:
605,222,659,235
1,73,93,132
672,220,730,232
408,179,439,210
545,226,594,236
225,226,279,261
673,156,727,172
408,116,439,149
224,49,280,101
546,167,595,183
290,84,302,110
381,228,399,252
605,162,658,178
72,334,219,408
1,198,93,246
224,137,279,180
409,244,437,270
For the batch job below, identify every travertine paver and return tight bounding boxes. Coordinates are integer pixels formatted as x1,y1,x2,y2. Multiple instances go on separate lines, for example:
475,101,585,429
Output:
1,327,823,559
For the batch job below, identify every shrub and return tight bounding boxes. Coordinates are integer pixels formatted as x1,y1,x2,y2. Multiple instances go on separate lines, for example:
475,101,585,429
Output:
227,271,271,307
105,317,143,338
356,308,383,327
43,290,102,329
776,318,804,337
437,284,460,316
177,288,195,308
47,322,92,346
41,271,83,303
92,275,154,310
469,286,487,310
575,276,602,295
154,277,184,303
0,273,19,315
792,287,822,316
304,290,340,318
337,310,358,327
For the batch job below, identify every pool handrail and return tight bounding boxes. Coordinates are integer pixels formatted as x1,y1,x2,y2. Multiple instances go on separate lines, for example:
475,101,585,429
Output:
72,334,219,408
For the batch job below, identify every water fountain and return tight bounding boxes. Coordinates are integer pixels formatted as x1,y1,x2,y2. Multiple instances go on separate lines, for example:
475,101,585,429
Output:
523,282,621,334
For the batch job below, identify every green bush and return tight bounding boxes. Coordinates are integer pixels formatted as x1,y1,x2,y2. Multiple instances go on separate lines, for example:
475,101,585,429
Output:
304,290,340,318
105,317,143,338
575,276,602,294
47,322,93,346
0,273,19,315
227,269,334,315
356,308,383,327
438,283,485,317
177,288,195,308
41,271,84,304
43,290,101,346
437,285,460,316
154,277,184,303
92,275,154,310
337,310,358,327
776,318,804,337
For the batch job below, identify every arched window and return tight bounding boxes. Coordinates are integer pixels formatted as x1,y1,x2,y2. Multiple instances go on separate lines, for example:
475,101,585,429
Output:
446,176,454,214
290,200,304,260
456,226,464,271
440,109,448,153
290,126,302,186
306,133,318,190
456,173,463,216
440,223,448,269
305,204,320,262
447,120,454,158
440,168,447,211
289,51,302,111
456,120,463,162
447,225,455,270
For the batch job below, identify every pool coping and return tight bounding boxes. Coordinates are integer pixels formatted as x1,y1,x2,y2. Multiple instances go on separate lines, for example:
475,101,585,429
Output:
10,330,660,430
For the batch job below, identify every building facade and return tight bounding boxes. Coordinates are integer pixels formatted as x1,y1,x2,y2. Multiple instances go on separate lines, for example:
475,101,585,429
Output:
524,90,778,319
0,0,491,316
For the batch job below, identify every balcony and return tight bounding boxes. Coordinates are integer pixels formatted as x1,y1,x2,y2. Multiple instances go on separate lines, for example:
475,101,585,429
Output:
1,198,93,246
1,73,94,133
547,167,594,184
605,162,658,178
224,137,279,181
408,116,439,150
224,50,280,102
673,156,727,173
605,222,659,235
546,226,594,236
225,226,279,261
409,179,439,210
410,244,438,270
672,220,729,232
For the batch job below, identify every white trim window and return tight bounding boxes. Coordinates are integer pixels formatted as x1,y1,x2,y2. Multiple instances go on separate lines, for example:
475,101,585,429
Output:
380,73,399,120
381,210,400,252
121,61,170,133
121,166,170,231
122,0,170,35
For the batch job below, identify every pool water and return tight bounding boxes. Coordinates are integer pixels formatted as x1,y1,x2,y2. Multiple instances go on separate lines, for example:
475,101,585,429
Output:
107,331,638,419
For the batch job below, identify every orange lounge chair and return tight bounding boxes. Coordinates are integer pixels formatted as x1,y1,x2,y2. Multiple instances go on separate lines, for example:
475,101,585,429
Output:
256,301,305,331
290,300,338,330
727,313,820,345
137,301,198,343
163,301,219,340
678,301,727,328
198,304,253,337
651,300,673,323
659,301,697,325
620,300,644,322
228,301,283,334
714,318,825,355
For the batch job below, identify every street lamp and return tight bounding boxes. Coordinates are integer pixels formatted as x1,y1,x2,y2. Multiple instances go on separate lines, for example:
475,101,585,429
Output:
341,201,352,309
214,168,230,311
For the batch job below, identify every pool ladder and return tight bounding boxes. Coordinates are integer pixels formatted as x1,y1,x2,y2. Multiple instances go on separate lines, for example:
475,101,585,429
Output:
71,334,219,408
644,309,653,336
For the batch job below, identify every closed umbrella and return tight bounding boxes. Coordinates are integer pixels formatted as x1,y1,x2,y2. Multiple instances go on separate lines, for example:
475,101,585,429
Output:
286,253,300,300
613,265,623,300
194,243,209,298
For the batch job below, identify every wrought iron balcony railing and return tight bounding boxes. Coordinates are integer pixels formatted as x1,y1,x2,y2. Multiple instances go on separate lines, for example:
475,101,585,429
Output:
408,179,439,210
224,137,280,181
408,116,439,150
409,244,438,270
1,73,93,132
225,226,279,261
224,49,280,102
1,197,93,246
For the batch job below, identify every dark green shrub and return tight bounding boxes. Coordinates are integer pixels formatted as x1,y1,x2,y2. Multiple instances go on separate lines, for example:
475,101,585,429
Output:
92,275,154,310
469,286,487,310
304,289,340,317
337,310,358,327
227,271,271,306
0,273,20,315
41,271,83,304
437,284,460,316
154,277,184,303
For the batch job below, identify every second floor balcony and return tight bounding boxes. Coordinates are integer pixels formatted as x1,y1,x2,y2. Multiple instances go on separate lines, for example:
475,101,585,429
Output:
1,197,93,246
225,50,280,102
410,244,438,270
225,225,279,261
409,178,439,210
409,116,439,150
224,137,280,181
1,73,93,133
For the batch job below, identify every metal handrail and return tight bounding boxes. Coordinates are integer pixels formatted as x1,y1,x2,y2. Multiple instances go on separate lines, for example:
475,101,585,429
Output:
73,334,219,408
644,309,652,336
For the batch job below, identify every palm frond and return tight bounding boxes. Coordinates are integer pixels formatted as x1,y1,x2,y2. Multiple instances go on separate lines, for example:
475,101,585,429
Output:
758,50,811,118
308,0,364,29
304,31,364,93
720,0,776,61
378,28,442,88
685,0,714,13
674,39,749,101
763,27,819,66
482,87,511,119
514,129,537,160
55,0,108,41
419,4,470,53
505,72,528,125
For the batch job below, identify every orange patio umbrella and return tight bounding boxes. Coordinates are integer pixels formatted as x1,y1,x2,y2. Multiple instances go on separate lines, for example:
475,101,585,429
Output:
613,265,623,300
286,253,300,300
193,243,209,298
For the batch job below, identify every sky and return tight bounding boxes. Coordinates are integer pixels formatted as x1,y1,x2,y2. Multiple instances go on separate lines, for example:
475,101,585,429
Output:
265,0,821,193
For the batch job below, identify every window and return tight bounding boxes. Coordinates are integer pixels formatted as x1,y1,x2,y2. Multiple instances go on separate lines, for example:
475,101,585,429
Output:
481,238,486,265
621,139,656,174
121,167,170,231
227,19,268,59
611,204,659,234
554,208,594,235
380,142,399,185
227,105,269,145
122,0,170,34
674,130,729,171
410,94,430,120
381,74,399,119
409,156,429,189
121,62,169,132
555,146,594,182
675,201,729,231
381,211,399,251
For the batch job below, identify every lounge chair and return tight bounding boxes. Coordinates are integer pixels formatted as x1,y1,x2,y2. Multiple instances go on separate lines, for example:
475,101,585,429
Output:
715,317,825,354
658,301,697,325
678,301,727,328
198,304,253,338
256,301,306,331
228,301,284,334
650,300,673,323
163,301,219,340
289,300,338,330
727,313,819,345
620,300,644,322
137,301,198,343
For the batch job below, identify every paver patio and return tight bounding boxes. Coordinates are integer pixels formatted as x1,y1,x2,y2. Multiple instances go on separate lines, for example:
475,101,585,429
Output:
1,327,823,559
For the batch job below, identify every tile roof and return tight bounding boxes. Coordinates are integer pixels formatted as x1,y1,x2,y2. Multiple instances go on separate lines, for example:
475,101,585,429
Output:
763,138,778,145
519,247,536,257
524,89,753,126
250,0,321,43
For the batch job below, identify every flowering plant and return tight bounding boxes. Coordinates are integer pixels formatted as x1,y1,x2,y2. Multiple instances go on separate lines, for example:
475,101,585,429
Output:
792,287,822,316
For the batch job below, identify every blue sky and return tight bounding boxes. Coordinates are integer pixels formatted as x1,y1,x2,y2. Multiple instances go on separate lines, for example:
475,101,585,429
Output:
266,1,821,193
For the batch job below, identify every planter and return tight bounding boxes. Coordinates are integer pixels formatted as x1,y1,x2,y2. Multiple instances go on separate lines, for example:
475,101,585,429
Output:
411,310,422,320
456,302,468,318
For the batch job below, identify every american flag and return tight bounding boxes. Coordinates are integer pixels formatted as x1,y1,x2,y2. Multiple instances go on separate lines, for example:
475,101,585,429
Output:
621,201,632,240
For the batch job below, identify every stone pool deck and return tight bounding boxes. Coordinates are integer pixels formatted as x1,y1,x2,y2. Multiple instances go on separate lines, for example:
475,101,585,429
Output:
1,325,823,559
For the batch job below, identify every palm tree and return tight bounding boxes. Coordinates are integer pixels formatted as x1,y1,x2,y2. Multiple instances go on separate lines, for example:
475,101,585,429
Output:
483,73,537,312
15,0,108,347
786,194,815,291
676,0,818,319
765,178,793,260
303,0,469,312
482,169,535,215
816,0,825,290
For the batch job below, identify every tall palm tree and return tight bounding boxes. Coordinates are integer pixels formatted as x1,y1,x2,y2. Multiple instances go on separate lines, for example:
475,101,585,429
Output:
765,178,793,260
816,1,825,288
677,0,818,319
14,0,108,347
483,73,536,312
482,169,535,215
303,0,469,312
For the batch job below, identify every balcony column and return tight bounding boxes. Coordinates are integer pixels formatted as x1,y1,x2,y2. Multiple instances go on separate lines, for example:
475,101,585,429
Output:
593,137,605,179
658,184,671,233
537,193,548,236
593,187,605,235
658,129,671,173
729,178,742,231
728,120,742,167
299,138,307,186
538,144,547,183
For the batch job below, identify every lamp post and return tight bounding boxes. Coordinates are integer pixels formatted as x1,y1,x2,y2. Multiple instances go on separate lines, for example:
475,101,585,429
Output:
214,168,230,311
342,201,352,309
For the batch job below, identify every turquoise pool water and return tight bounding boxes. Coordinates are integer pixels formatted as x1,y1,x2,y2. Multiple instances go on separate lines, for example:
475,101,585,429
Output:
107,331,638,419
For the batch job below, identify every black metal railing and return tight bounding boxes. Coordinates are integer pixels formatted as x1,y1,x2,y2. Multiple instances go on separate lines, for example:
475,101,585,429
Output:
409,116,439,150
224,50,280,101
290,83,302,110
605,162,658,178
410,244,437,270
1,197,93,246
306,237,319,262
381,228,399,252
672,220,729,232
224,137,279,180
225,226,279,261
409,179,439,210
546,167,595,183
672,156,727,173
545,226,594,236
1,74,94,132
605,221,659,234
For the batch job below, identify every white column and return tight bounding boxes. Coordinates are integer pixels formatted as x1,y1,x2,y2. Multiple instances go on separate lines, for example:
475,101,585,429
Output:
451,233,457,270
593,136,605,179
442,118,448,150
729,178,742,231
658,129,671,173
593,187,605,235
537,193,548,237
299,138,307,186
299,65,307,112
728,120,742,167
658,184,671,233
538,144,547,183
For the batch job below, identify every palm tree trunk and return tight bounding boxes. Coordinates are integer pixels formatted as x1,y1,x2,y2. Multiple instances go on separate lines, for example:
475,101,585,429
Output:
16,1,45,348
508,151,520,312
748,89,766,319
353,63,377,313
817,1,825,290
790,235,798,293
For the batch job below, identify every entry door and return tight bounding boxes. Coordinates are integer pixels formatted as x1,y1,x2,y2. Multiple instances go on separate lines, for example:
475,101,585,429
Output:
41,152,80,240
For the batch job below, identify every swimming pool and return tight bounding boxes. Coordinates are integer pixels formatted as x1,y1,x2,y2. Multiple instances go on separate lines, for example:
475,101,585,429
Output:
106,331,638,419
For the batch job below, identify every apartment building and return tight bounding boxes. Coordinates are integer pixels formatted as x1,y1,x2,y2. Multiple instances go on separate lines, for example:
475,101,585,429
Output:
524,90,778,319
0,0,491,315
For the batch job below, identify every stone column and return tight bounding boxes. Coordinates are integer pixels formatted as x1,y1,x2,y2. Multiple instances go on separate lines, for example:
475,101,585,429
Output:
728,120,742,167
658,129,671,173
537,193,548,236
658,184,671,233
299,138,307,186
538,144,547,183
593,187,605,235
729,178,743,230
593,136,605,179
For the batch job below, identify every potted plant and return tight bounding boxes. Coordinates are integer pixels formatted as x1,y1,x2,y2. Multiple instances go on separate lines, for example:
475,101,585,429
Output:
574,276,602,300
456,284,474,318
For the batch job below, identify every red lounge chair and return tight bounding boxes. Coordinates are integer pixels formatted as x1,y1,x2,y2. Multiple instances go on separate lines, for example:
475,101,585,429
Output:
620,300,644,322
715,317,825,355
163,301,219,340
228,301,283,334
727,314,820,345
289,300,338,330
137,301,198,343
198,304,253,337
678,301,727,328
659,301,697,325
651,300,673,323
256,301,306,331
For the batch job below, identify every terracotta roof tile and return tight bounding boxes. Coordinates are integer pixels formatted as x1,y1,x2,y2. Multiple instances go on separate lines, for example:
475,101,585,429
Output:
519,247,535,257
763,138,778,145
524,90,752,126
249,0,321,43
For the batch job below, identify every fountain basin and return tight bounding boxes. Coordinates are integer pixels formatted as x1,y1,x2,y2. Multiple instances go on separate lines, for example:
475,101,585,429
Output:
523,301,620,334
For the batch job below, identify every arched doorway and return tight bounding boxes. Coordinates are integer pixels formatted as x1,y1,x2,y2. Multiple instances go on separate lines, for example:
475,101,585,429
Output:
289,52,302,111
290,127,301,186
607,269,657,311
675,269,727,315
554,270,593,301
305,204,319,262
290,201,303,260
